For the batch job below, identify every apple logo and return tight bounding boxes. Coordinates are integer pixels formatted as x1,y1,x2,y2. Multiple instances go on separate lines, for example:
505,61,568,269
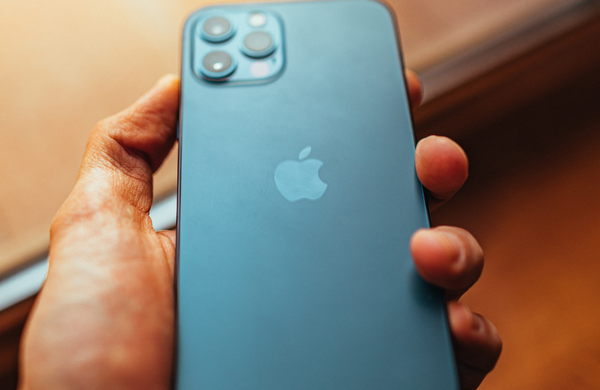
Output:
274,146,328,202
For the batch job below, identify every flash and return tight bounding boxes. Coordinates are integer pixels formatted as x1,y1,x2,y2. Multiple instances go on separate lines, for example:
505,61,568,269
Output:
250,61,270,77
249,12,267,27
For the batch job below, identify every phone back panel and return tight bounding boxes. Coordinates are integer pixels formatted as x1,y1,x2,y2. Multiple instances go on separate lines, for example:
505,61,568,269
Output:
177,1,458,389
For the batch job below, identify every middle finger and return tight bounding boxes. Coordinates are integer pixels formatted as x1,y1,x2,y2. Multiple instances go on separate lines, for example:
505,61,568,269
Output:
410,226,484,300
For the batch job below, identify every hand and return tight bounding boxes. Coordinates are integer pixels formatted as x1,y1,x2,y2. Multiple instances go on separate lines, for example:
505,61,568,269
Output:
19,72,500,390
407,70,502,390
20,75,180,390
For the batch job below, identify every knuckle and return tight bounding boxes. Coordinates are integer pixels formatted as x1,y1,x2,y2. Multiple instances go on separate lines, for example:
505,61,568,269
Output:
93,116,117,136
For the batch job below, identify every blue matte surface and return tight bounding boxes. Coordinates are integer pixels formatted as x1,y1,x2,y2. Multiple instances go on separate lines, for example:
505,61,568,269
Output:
176,1,458,388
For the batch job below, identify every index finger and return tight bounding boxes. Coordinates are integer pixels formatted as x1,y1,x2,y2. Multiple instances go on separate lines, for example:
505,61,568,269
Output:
405,69,423,110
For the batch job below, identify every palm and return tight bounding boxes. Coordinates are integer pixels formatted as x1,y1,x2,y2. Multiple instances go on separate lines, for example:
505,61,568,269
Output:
21,220,174,390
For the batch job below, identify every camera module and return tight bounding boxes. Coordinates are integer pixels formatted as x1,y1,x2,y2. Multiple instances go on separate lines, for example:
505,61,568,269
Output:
201,51,236,79
241,31,275,58
193,10,284,83
201,17,235,43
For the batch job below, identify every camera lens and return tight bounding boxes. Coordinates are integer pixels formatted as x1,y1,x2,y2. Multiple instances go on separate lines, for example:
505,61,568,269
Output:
201,51,236,79
241,31,275,58
201,17,234,43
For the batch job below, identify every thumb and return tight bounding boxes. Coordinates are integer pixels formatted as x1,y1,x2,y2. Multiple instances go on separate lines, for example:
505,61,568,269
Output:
76,74,180,214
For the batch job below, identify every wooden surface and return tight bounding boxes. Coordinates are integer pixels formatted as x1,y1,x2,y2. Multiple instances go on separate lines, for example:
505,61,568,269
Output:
0,0,577,275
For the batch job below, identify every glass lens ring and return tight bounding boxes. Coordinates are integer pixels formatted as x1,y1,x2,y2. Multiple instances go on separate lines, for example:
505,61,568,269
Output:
201,17,234,43
241,31,275,58
201,51,236,79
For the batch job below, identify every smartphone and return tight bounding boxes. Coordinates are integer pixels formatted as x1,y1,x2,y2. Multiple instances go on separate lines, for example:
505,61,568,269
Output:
176,1,458,388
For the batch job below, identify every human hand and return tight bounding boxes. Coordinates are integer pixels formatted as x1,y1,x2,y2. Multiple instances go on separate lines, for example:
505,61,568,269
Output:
19,75,181,390
407,70,502,390
19,72,500,390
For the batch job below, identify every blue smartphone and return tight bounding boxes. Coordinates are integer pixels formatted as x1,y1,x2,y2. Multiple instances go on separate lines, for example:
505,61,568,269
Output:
176,1,458,388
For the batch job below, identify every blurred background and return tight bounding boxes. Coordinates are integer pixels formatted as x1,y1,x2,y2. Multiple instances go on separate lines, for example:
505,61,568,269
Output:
1,0,599,388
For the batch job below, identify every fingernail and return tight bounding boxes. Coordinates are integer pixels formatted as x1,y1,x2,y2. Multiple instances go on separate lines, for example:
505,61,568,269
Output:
435,230,466,271
157,73,179,86
449,301,472,331
471,312,484,334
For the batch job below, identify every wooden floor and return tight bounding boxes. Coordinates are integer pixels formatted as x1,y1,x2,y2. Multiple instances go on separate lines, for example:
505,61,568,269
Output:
430,62,600,389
